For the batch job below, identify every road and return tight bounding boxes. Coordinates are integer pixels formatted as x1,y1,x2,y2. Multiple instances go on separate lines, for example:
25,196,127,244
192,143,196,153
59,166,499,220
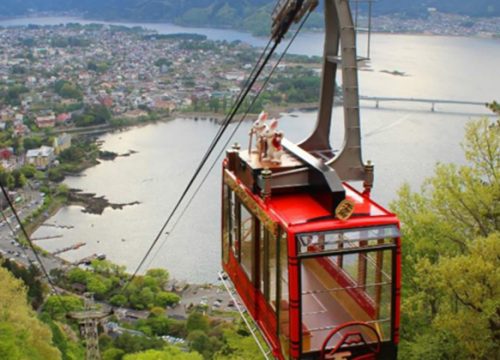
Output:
0,188,68,273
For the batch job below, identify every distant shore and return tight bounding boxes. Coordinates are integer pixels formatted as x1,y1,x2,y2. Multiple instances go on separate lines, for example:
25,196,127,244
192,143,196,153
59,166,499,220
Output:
1,15,498,39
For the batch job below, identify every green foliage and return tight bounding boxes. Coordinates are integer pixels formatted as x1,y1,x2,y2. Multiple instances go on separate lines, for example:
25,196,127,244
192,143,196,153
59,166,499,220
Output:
0,165,16,189
1,257,45,308
66,267,88,284
487,101,500,115
156,291,181,307
20,164,37,178
0,84,29,106
11,64,27,74
87,276,112,298
186,312,209,333
73,105,111,127
214,328,263,360
54,80,83,100
57,139,100,173
39,313,85,360
154,58,172,68
110,294,128,307
102,348,126,360
48,167,65,182
87,61,111,73
51,36,90,48
23,136,44,150
59,146,86,164
60,262,175,310
0,267,61,360
188,330,222,359
391,118,499,359
123,346,202,360
113,332,164,354
274,68,321,103
145,268,169,286
43,295,84,320
143,316,171,336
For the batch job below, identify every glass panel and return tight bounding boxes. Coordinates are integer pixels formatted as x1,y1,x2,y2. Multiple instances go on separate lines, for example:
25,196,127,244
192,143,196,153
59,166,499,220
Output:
298,226,399,254
222,185,230,264
279,231,290,358
259,225,268,298
240,204,253,281
301,249,393,354
269,232,278,311
230,192,238,261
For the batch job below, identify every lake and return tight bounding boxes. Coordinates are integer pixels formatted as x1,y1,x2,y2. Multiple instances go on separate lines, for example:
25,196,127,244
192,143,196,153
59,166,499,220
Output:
2,17,498,283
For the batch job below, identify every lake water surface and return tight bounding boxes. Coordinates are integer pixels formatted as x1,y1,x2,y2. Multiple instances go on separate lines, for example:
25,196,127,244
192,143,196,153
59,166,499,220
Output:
3,17,498,283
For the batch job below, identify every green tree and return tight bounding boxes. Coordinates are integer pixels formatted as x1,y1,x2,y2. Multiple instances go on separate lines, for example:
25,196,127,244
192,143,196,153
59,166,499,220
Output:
145,316,170,336
0,267,61,359
23,136,43,150
20,164,37,178
391,118,499,360
0,166,15,189
113,332,164,354
214,329,262,360
102,348,125,360
110,294,128,307
87,276,111,299
123,347,202,360
145,268,169,286
155,291,180,307
1,259,44,308
67,267,89,284
54,80,82,100
43,295,84,320
186,313,209,333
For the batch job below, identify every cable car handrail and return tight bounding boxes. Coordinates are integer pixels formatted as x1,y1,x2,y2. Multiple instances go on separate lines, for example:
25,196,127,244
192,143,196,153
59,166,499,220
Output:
297,225,400,244
307,318,391,333
218,271,273,360
301,280,392,296
332,240,394,280
358,252,392,280
298,242,396,259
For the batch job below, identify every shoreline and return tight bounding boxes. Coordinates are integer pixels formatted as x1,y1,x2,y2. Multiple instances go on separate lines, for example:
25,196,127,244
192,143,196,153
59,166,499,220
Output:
0,15,498,40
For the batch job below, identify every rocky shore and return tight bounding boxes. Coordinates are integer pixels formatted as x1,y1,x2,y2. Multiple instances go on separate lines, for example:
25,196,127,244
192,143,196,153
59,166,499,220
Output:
67,190,140,215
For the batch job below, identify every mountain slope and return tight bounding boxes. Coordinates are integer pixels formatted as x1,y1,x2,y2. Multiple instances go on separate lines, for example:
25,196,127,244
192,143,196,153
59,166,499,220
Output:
0,1,497,25
0,267,61,360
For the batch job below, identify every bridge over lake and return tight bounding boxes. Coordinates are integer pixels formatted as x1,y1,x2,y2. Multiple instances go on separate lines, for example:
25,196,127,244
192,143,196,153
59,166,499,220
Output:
360,96,487,112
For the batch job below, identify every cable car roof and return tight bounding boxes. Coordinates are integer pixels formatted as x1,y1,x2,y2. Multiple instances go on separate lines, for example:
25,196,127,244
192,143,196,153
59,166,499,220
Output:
266,183,398,232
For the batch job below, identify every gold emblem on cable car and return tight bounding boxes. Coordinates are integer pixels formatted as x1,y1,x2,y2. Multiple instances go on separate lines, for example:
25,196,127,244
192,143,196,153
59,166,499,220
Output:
335,199,355,220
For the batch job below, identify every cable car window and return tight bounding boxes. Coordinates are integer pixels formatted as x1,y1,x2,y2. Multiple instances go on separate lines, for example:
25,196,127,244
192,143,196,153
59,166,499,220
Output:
278,231,290,358
222,185,231,264
300,248,394,353
259,225,269,299
298,226,397,354
268,230,278,311
240,204,254,281
297,225,399,254
230,192,239,261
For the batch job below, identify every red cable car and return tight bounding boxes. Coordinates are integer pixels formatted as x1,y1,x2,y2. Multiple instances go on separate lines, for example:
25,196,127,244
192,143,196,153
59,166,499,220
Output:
221,1,400,359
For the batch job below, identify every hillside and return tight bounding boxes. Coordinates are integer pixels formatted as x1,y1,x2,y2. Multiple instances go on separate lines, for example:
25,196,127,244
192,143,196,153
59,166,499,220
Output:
0,0,498,27
0,267,61,359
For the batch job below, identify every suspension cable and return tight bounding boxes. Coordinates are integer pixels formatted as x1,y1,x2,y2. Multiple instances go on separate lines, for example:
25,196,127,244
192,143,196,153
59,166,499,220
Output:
0,184,69,312
199,37,275,159
144,10,313,271
121,1,312,292
121,43,283,292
